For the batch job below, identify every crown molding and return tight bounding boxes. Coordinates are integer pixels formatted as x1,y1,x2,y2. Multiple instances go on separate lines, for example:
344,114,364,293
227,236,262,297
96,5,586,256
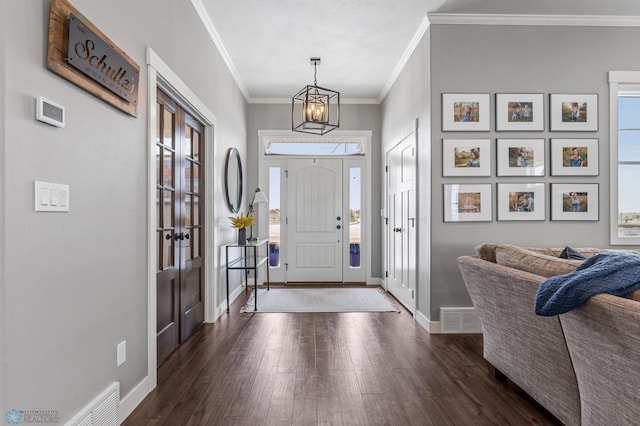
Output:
191,0,251,101
247,97,380,105
427,13,640,27
378,14,430,103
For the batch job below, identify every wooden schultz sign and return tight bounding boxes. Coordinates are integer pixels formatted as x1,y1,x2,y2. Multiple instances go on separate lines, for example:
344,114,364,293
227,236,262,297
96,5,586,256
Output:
47,0,139,117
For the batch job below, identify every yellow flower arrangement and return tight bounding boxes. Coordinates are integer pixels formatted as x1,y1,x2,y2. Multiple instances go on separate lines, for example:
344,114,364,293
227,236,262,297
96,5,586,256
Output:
229,212,255,229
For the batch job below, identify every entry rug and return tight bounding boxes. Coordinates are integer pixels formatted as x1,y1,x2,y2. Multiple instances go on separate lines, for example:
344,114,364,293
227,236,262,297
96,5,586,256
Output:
240,287,400,313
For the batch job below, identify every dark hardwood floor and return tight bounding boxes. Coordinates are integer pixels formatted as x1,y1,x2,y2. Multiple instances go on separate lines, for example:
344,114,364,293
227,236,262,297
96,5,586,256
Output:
124,289,559,425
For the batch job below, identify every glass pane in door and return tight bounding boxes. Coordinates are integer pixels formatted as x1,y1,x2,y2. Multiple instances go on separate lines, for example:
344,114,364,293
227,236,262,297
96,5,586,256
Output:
193,195,200,226
163,190,174,228
268,167,280,267
193,131,200,162
349,167,361,268
163,152,174,188
185,162,192,193
185,195,192,225
184,124,192,158
163,109,174,148
193,164,199,194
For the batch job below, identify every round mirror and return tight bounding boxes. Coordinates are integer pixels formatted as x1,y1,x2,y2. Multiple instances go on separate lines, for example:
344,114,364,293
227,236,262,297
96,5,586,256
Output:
224,148,243,213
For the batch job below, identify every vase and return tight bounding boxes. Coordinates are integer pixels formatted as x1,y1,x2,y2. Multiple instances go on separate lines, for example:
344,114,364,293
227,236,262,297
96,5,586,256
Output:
237,228,247,245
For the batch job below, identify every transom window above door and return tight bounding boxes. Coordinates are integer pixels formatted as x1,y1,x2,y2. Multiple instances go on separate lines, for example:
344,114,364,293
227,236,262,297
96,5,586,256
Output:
264,138,366,156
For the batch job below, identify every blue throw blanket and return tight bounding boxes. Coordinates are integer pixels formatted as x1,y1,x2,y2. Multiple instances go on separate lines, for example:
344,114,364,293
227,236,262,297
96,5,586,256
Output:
535,252,640,316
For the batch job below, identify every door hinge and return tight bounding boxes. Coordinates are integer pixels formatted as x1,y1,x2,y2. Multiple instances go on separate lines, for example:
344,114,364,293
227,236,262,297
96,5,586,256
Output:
385,270,388,278
285,263,289,271
385,217,388,225
285,170,288,178
385,165,388,172
286,217,288,225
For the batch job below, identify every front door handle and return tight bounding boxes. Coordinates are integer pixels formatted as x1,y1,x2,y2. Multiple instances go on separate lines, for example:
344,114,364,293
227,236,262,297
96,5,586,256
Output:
175,233,184,241
337,225,341,230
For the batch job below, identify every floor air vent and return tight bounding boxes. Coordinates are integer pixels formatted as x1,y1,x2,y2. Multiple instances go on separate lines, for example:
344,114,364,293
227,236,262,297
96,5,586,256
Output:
66,382,119,426
440,307,482,334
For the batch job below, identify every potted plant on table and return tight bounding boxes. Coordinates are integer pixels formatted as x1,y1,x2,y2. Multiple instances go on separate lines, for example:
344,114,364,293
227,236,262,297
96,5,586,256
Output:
229,213,254,245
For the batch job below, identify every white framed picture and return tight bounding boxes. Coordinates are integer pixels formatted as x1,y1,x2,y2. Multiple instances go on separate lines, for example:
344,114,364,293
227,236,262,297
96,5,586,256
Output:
496,139,545,176
496,93,544,131
442,139,491,176
442,93,490,131
551,184,599,221
550,138,599,176
497,183,546,221
443,184,492,222
550,94,598,131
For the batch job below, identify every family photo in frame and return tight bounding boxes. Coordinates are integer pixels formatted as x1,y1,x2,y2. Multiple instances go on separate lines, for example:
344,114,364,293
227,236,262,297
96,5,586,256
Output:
443,184,492,222
442,139,491,176
550,138,599,176
495,93,544,131
497,183,546,221
551,183,599,221
550,94,598,131
496,139,545,176
442,93,490,131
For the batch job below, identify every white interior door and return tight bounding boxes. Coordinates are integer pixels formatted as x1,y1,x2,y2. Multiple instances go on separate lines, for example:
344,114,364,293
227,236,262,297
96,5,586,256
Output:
386,135,416,312
286,158,343,282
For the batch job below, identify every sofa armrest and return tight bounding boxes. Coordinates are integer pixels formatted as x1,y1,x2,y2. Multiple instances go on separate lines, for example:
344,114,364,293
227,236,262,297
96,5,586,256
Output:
560,294,640,425
457,255,580,425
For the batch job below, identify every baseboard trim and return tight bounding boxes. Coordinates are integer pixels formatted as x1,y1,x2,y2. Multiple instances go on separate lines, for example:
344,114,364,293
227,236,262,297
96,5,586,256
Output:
415,310,442,334
120,376,151,422
367,277,384,286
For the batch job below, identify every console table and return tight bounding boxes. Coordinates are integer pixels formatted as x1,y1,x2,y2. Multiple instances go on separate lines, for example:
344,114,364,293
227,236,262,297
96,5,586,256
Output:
225,238,270,312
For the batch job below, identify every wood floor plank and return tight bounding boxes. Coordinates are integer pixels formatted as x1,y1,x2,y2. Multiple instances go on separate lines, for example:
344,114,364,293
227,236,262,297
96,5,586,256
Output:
316,396,344,426
123,288,562,426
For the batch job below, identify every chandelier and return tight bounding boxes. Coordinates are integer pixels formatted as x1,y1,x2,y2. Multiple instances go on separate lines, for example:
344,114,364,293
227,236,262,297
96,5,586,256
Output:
292,58,340,135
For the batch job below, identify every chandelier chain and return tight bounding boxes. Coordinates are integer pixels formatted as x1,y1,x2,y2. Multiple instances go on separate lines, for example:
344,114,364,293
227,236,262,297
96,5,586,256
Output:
314,62,318,86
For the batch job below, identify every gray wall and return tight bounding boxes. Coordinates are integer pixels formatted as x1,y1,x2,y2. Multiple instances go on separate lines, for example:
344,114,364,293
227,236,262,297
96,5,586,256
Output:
429,24,640,319
3,0,247,420
381,31,433,320
246,103,384,279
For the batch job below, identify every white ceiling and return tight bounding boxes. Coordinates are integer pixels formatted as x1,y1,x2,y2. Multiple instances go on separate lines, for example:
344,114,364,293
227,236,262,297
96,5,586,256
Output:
195,0,640,103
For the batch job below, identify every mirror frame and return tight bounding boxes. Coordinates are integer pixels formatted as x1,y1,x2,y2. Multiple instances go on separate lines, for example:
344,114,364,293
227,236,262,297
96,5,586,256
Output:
224,147,243,213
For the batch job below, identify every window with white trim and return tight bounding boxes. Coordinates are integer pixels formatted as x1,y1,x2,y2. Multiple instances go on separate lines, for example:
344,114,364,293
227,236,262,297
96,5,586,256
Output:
610,72,640,245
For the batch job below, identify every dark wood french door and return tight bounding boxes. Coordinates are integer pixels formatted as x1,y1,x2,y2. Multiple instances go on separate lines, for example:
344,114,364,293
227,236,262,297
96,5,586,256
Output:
156,89,205,366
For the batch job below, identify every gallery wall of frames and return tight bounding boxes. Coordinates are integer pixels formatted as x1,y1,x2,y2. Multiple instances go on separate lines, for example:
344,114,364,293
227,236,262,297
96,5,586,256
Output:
441,93,600,223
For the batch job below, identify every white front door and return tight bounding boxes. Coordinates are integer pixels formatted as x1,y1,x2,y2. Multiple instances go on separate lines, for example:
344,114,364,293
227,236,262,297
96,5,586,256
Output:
386,134,416,312
286,158,343,282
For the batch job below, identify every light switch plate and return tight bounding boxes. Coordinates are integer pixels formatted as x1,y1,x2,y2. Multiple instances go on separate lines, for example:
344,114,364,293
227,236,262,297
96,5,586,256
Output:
34,181,69,212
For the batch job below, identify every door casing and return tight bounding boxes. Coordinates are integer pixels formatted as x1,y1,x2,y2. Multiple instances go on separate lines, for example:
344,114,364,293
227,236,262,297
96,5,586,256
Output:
258,130,373,285
146,48,218,393
384,120,417,313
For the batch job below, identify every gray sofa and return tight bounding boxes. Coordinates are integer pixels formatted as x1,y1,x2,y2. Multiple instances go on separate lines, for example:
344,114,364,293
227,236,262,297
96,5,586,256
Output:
560,291,640,426
457,244,640,426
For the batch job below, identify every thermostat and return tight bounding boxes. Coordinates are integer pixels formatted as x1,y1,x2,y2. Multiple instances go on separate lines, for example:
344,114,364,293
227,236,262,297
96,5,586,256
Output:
36,96,65,128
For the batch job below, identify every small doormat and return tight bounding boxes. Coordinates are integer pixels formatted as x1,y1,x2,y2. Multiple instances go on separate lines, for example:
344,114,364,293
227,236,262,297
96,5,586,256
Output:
240,287,400,313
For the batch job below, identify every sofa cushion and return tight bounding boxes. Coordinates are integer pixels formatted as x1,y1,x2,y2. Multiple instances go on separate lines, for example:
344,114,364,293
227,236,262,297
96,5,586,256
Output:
559,246,588,260
475,244,498,262
495,244,583,278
